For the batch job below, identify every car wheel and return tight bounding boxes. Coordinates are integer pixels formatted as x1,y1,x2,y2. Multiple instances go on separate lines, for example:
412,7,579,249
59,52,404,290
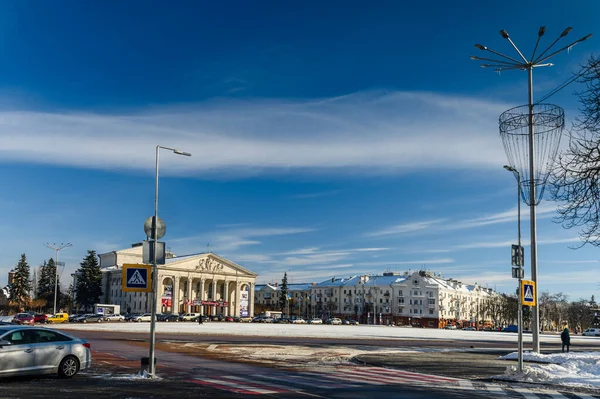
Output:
58,355,80,378
137,319,141,322
97,319,102,322
83,320,87,323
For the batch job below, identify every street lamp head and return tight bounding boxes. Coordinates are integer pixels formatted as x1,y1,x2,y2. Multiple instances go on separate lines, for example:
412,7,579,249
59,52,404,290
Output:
500,30,509,39
538,26,546,37
578,33,593,43
503,165,516,172
475,44,487,50
560,27,573,37
173,149,192,156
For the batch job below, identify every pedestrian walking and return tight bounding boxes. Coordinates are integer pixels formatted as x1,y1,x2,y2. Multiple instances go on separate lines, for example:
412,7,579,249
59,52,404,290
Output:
560,327,570,353
198,315,203,325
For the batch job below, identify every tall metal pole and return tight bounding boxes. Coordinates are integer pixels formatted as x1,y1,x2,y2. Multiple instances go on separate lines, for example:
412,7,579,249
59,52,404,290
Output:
148,145,191,377
516,170,524,372
45,242,72,315
149,145,160,377
527,67,540,353
472,27,592,353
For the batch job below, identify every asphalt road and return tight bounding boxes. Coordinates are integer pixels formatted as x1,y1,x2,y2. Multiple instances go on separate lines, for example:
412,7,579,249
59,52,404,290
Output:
1,328,598,398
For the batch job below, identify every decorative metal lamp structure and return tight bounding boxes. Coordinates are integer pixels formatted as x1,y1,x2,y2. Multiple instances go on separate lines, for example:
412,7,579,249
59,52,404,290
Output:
471,27,592,353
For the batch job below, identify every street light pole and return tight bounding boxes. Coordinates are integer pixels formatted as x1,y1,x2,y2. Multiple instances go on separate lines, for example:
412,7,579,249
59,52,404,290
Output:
148,145,191,378
473,27,592,352
45,242,72,315
504,165,523,373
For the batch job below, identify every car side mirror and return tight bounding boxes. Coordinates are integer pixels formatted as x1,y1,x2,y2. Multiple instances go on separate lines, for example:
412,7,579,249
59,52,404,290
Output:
0,340,12,347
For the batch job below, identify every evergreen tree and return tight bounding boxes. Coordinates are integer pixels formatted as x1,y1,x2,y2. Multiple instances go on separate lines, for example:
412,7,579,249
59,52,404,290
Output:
74,250,103,312
9,254,32,310
279,272,289,314
37,260,52,307
37,258,62,313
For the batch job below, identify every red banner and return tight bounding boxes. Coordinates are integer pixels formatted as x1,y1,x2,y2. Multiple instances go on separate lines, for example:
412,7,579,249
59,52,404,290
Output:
161,298,172,306
201,300,229,307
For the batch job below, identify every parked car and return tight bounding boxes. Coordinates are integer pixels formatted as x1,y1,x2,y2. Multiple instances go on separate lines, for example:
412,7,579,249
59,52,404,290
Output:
502,325,518,333
48,313,70,324
158,314,179,322
327,318,342,325
103,314,124,322
124,313,141,322
462,326,476,331
12,313,34,325
292,318,306,324
309,318,323,324
0,325,91,378
582,328,600,336
236,316,253,323
33,314,49,324
444,324,457,330
131,313,155,322
178,313,200,322
80,314,104,323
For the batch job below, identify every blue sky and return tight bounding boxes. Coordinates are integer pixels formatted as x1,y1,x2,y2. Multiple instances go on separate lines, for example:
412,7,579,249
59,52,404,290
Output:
0,1,599,301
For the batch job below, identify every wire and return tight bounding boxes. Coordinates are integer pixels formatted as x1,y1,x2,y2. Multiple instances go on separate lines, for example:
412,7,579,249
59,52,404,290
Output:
535,62,595,105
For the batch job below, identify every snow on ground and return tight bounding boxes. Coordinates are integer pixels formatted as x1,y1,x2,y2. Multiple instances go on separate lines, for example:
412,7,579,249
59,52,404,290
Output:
27,322,600,389
500,351,600,390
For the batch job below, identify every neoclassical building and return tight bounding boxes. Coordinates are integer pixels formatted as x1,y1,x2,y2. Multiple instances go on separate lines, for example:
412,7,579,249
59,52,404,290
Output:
99,243,257,317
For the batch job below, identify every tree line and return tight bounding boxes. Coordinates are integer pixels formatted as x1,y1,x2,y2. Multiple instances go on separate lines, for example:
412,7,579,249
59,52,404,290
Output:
6,250,103,315
480,291,598,331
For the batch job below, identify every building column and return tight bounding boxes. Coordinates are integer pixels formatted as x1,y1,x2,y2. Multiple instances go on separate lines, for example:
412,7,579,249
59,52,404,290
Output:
187,278,193,314
155,274,163,315
223,280,229,316
234,282,240,317
173,276,180,314
198,279,204,315
249,282,255,317
211,279,217,316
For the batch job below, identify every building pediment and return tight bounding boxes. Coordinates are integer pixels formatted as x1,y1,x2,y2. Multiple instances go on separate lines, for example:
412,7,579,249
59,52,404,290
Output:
165,253,257,278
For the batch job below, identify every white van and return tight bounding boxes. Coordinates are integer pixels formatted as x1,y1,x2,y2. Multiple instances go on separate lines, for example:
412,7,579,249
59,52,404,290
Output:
582,328,600,336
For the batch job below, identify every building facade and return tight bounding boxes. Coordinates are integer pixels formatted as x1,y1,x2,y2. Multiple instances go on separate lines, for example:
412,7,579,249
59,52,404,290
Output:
100,244,257,317
307,271,496,327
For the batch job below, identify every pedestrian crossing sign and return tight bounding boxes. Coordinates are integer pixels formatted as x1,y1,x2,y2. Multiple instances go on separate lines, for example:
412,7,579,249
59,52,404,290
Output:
122,264,152,293
521,279,536,306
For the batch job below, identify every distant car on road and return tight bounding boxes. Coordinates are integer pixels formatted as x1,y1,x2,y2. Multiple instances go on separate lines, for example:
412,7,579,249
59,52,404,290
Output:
327,318,342,325
132,313,155,322
462,326,476,331
47,313,70,324
309,318,323,324
80,314,104,323
0,325,91,378
444,324,457,330
502,325,518,333
103,314,124,322
33,314,49,324
12,313,34,325
582,328,600,336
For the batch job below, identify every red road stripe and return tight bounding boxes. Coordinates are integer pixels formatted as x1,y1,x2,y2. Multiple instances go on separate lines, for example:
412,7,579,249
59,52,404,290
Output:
191,378,271,395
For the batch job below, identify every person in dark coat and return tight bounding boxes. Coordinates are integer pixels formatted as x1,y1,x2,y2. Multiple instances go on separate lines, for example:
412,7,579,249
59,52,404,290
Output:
560,327,570,353
198,315,203,325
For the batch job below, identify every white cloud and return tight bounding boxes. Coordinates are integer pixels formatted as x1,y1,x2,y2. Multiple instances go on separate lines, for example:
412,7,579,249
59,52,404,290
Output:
367,220,446,237
0,91,510,176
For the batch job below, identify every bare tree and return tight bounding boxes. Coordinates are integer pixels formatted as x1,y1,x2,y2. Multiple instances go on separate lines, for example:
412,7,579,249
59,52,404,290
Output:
550,55,600,246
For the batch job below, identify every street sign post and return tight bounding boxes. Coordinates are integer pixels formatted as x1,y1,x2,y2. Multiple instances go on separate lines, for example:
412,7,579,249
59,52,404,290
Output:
122,264,152,293
521,279,536,306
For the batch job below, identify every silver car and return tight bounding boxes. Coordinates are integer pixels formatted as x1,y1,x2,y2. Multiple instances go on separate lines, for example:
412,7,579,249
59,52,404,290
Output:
0,326,91,378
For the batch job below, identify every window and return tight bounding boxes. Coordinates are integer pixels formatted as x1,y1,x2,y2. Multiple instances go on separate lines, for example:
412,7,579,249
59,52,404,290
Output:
428,299,435,305
399,298,404,304
413,280,418,285
429,309,434,315
409,299,413,305
398,290,403,296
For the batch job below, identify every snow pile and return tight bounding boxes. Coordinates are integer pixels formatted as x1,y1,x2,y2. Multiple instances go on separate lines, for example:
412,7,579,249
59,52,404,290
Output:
500,351,600,389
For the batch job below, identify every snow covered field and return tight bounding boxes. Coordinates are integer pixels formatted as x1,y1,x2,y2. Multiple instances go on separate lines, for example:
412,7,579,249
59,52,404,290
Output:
7,320,600,390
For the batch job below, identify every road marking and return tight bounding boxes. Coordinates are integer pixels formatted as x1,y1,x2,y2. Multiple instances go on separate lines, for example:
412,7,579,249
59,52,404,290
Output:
509,386,541,399
192,377,284,395
253,373,359,389
545,391,570,399
483,384,507,395
207,344,218,350
458,380,474,389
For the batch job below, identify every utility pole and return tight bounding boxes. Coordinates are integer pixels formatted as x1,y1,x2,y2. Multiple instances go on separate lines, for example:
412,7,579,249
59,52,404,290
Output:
45,242,72,315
